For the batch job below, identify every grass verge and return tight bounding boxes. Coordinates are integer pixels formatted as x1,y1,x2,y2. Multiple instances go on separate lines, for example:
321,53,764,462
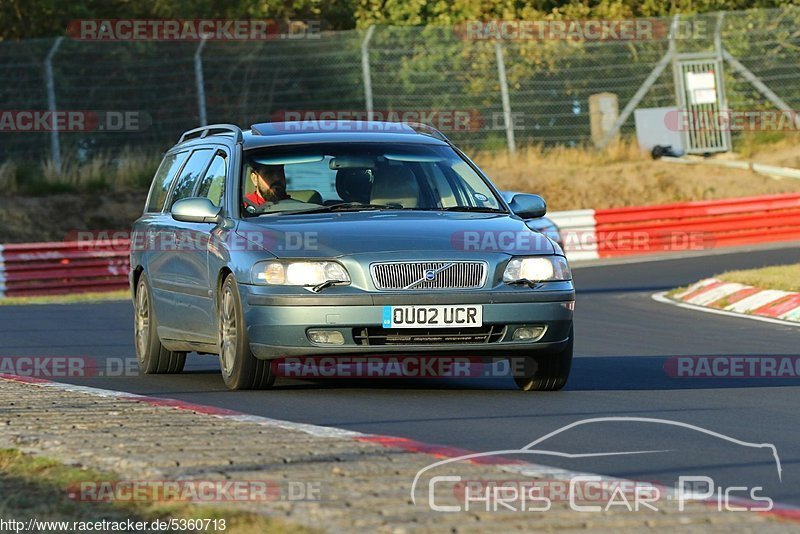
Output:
716,263,800,293
0,449,311,533
0,290,130,306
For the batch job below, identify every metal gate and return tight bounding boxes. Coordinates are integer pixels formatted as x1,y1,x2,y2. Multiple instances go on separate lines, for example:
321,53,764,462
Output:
673,55,731,154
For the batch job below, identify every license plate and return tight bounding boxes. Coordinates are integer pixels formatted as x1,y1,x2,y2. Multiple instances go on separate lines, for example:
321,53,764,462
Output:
382,305,483,328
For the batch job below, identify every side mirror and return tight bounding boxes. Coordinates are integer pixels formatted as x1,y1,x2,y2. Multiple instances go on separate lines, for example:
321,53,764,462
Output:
508,193,547,219
171,197,221,223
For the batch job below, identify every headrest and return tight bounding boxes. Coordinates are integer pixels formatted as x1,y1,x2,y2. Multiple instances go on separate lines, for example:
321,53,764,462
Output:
335,168,373,204
369,165,419,208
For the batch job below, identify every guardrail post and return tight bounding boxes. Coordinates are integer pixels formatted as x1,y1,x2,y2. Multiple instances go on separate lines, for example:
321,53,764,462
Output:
194,38,208,126
494,40,515,155
361,26,376,115
0,244,5,299
45,37,65,173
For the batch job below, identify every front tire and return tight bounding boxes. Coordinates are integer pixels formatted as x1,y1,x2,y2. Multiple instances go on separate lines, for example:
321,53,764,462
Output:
134,275,186,374
512,326,573,391
218,275,275,390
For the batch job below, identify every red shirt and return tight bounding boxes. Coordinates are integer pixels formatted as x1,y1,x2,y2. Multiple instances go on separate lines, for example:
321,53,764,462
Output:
244,190,266,206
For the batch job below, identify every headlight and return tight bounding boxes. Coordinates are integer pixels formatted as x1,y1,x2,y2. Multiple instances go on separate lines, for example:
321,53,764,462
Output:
253,261,350,287
503,256,571,284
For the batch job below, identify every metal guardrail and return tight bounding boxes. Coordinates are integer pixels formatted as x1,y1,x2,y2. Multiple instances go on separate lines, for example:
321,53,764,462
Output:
549,192,800,260
0,241,129,298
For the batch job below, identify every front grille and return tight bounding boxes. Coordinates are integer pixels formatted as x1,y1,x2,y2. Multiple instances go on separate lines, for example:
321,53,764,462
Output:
370,261,487,290
353,326,506,345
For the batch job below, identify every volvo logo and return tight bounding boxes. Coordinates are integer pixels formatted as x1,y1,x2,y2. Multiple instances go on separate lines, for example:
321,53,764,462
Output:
403,263,456,289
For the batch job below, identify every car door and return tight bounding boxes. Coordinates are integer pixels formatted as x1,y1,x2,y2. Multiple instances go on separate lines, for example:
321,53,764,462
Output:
137,149,191,320
151,147,214,343
178,149,230,343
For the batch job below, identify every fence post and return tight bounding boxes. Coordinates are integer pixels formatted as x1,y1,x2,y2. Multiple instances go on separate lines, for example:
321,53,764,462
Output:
494,40,515,155
361,26,376,115
44,37,64,172
194,39,208,126
596,16,679,150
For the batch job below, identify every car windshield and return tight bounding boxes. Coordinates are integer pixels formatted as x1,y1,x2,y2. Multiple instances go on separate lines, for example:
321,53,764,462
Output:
241,142,504,216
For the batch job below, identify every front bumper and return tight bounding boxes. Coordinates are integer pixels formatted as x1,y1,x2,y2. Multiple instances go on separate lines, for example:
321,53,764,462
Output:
240,284,574,360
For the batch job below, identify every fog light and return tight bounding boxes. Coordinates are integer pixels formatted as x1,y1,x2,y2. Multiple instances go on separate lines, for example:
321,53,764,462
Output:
512,325,546,341
308,329,345,345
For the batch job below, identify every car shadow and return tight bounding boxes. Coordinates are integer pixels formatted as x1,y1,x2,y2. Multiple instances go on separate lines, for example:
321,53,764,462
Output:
256,353,800,392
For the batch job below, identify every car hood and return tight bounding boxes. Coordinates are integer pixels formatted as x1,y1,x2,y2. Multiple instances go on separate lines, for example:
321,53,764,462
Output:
236,211,556,258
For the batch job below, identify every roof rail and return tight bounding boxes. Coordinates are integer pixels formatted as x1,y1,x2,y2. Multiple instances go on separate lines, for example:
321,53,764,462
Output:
178,124,243,145
403,122,451,144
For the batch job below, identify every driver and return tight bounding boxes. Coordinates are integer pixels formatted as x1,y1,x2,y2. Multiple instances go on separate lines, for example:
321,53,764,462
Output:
245,163,290,206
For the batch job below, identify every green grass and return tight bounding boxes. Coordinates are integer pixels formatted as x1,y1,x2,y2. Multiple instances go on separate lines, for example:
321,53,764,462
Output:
0,290,130,306
716,263,800,293
0,449,312,534
736,131,799,159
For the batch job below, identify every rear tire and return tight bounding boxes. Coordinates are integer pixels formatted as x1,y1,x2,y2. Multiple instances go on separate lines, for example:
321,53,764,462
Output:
512,326,573,391
134,275,186,374
218,275,275,390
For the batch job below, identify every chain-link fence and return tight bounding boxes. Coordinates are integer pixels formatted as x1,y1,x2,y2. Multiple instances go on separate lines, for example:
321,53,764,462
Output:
0,7,798,166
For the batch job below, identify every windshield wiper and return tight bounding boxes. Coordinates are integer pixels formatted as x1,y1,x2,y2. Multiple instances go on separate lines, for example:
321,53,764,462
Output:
438,206,506,213
310,279,349,292
277,202,395,215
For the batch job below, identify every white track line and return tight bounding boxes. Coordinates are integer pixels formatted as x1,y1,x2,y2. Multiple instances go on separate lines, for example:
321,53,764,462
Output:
652,291,800,329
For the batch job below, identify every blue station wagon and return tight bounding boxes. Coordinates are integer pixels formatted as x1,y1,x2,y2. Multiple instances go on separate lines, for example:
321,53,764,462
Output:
130,121,574,391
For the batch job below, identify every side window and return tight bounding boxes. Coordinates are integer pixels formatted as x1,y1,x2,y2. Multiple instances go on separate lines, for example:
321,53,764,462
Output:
196,153,227,207
167,148,213,209
145,151,190,213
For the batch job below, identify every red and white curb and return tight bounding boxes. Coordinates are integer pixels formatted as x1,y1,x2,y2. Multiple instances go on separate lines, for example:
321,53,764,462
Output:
1,372,798,522
654,278,800,327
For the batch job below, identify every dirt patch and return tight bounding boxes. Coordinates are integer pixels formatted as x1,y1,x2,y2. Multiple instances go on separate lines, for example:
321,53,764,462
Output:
477,147,800,211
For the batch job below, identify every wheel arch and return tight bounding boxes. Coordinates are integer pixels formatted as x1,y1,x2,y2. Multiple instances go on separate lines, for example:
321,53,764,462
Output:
215,267,234,306
131,265,145,299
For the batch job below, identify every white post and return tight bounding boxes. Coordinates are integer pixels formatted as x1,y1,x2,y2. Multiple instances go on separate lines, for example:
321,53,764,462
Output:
194,39,208,126
494,40,515,154
45,37,64,172
361,25,376,115
598,49,674,149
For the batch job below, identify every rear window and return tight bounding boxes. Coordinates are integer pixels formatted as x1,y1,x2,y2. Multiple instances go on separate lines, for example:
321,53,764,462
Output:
145,151,190,213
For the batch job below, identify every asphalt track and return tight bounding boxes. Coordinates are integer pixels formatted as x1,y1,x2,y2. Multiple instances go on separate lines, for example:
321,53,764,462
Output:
2,246,800,508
